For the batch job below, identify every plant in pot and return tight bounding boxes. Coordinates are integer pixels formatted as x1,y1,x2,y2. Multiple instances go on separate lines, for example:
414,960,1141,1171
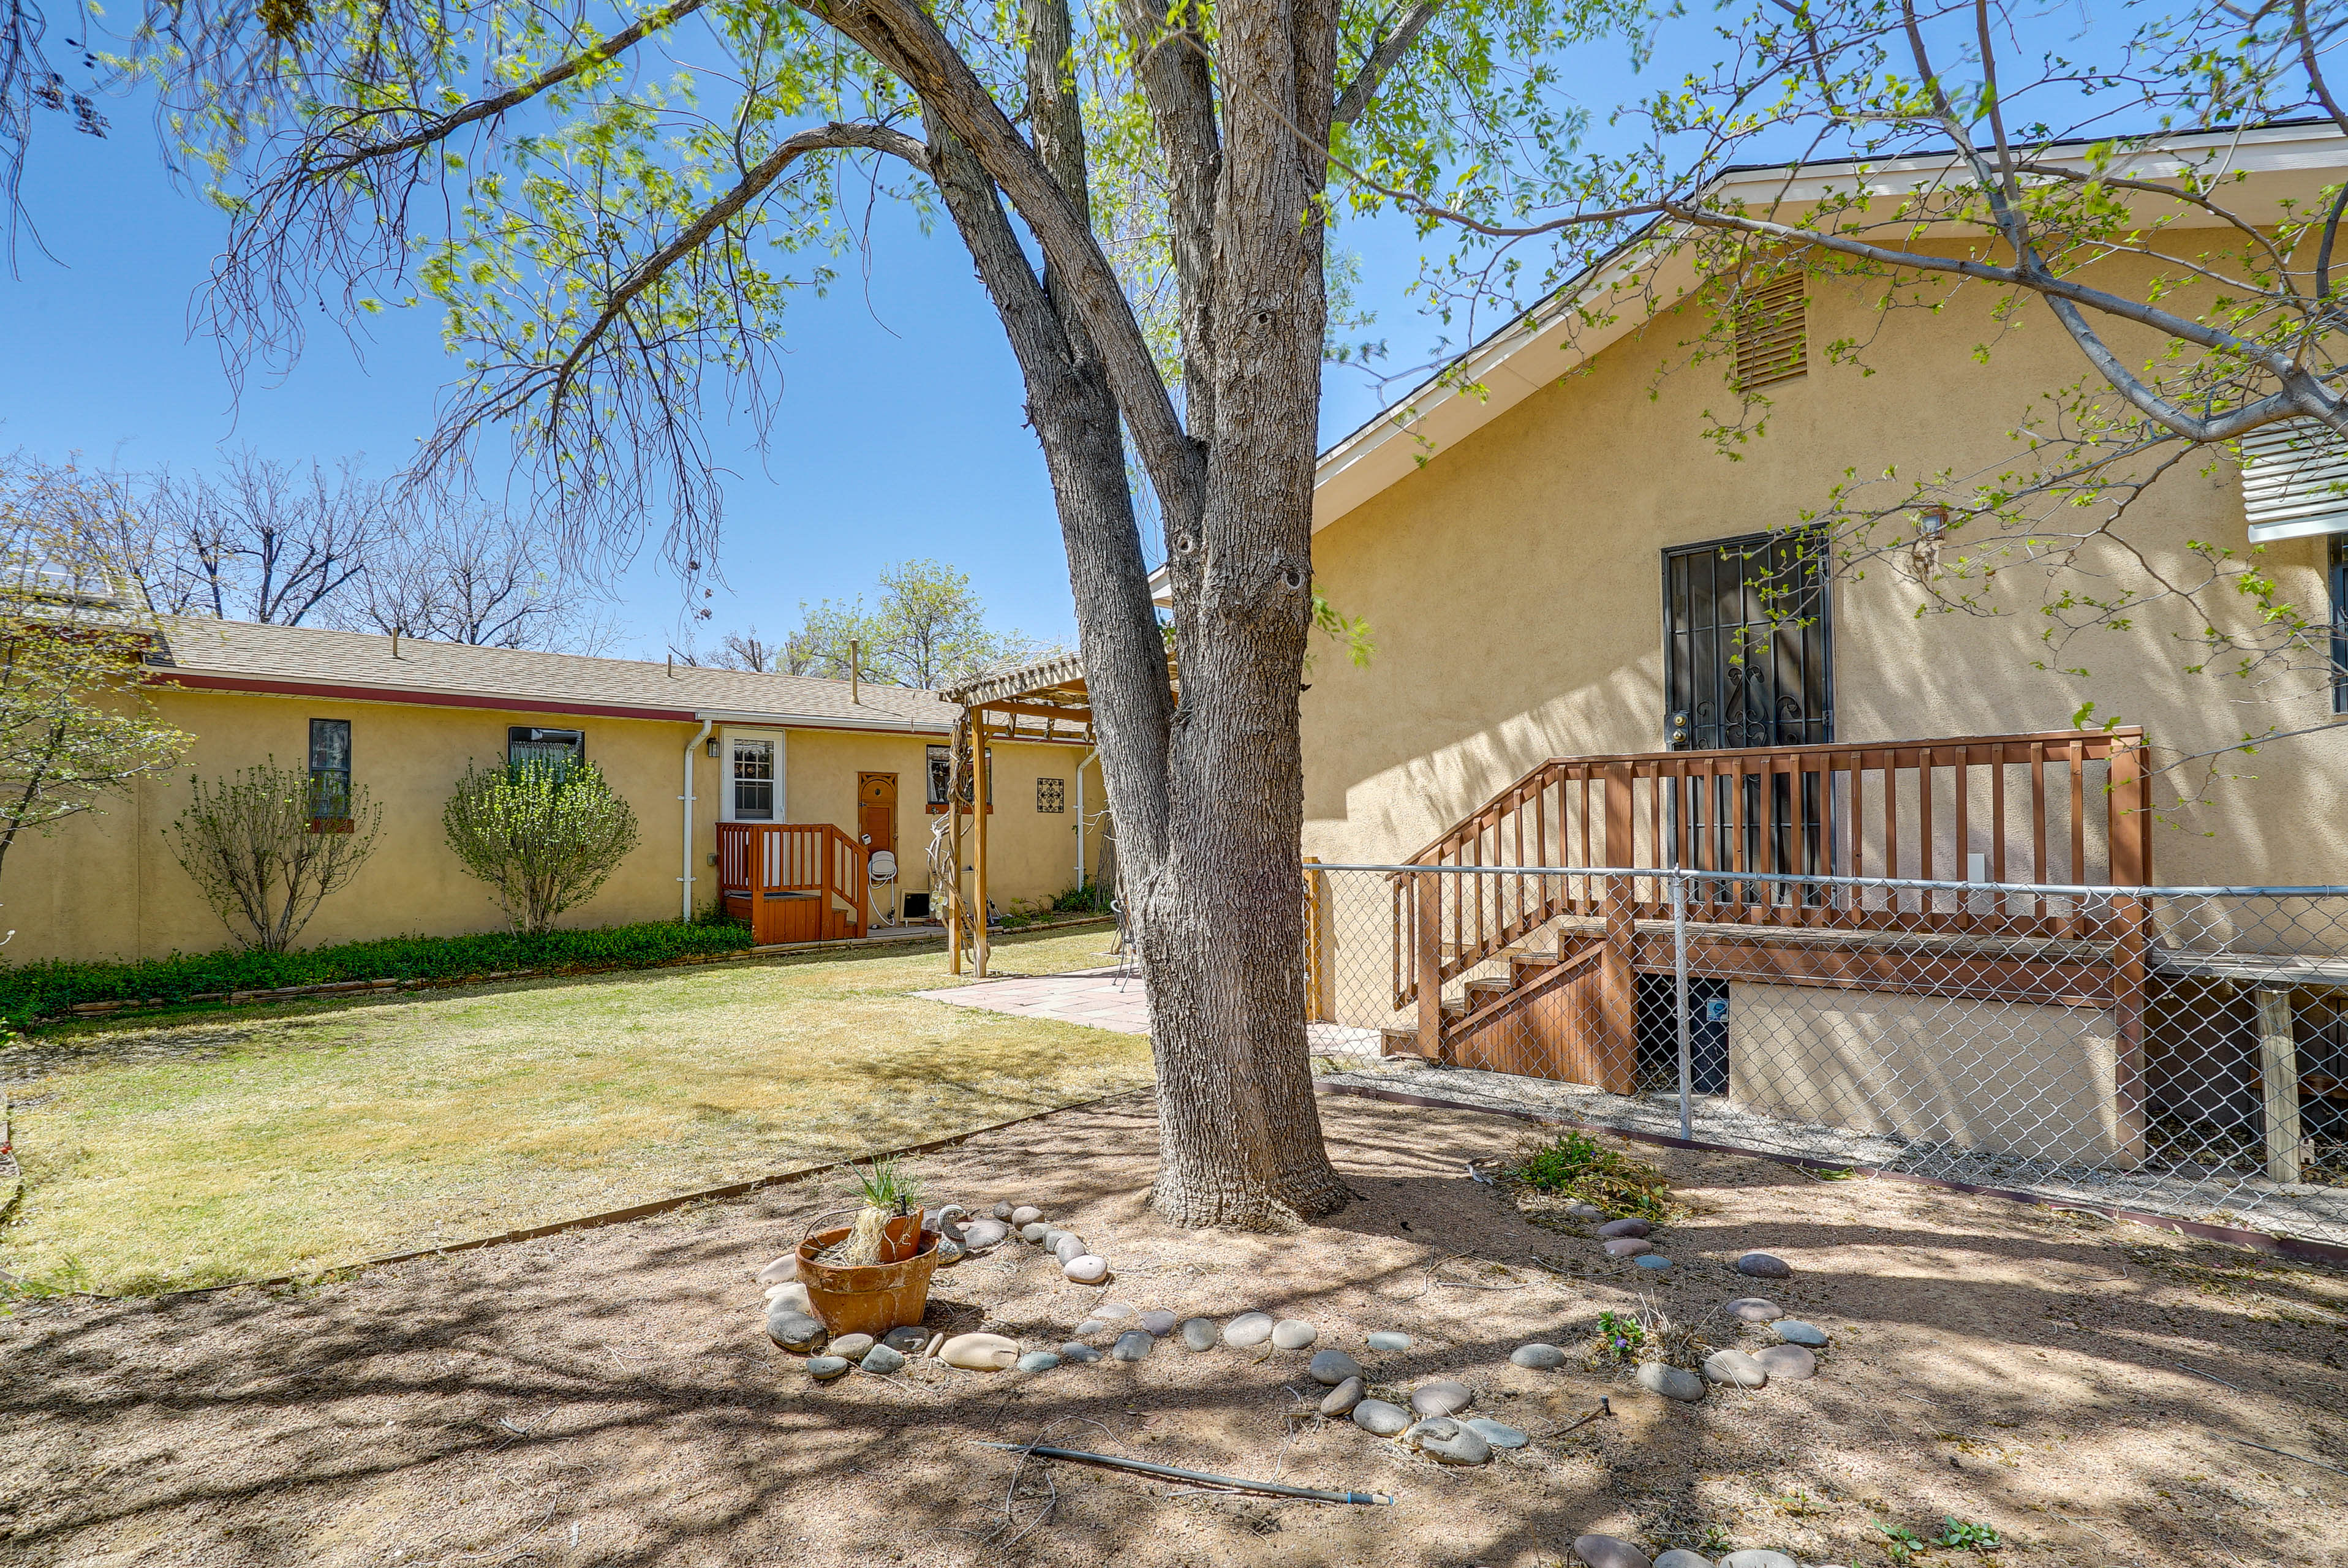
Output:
843,1156,925,1265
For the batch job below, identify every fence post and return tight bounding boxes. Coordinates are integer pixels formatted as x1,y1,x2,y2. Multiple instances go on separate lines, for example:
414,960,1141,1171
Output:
1414,870,1444,1061
2258,986,2303,1185
1672,868,1692,1140
1598,761,1637,1093
1303,856,1329,1023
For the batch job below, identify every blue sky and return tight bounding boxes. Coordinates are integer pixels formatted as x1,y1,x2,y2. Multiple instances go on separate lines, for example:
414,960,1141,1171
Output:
0,91,1459,660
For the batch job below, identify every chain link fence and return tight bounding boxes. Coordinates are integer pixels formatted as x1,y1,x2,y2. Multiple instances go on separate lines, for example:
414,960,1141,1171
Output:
1301,861,2348,1248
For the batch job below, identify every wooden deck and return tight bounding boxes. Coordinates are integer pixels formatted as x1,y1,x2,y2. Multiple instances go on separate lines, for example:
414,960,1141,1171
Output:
717,822,868,946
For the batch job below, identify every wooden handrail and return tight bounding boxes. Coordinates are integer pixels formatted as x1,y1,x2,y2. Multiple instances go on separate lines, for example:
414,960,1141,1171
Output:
716,821,869,930
1392,729,2151,1010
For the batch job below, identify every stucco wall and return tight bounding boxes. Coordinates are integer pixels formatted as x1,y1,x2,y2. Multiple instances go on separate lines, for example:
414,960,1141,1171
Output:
6,688,1100,964
1299,252,2347,887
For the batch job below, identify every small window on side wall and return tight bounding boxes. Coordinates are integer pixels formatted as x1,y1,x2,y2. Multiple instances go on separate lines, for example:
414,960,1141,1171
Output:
309,718,352,829
508,726,585,773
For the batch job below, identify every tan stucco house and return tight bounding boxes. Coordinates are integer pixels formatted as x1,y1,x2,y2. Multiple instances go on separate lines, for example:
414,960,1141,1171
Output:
1283,125,2348,1182
14,618,1103,963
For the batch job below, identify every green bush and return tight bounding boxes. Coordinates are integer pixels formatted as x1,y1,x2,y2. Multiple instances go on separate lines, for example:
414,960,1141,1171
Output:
0,916,752,1026
443,759,641,934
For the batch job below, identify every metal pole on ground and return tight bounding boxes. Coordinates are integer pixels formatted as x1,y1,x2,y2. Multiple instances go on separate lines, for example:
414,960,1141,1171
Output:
1673,867,1693,1142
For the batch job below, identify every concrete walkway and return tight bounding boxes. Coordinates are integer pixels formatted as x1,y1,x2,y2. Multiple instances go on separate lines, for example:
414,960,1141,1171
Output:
916,967,1384,1055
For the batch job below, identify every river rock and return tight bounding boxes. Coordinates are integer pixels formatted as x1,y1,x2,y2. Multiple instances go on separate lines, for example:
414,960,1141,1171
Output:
1573,1533,1653,1568
961,1218,1010,1251
1753,1344,1816,1381
1060,1342,1103,1363
1139,1310,1176,1336
1406,1417,1492,1465
861,1344,908,1374
1041,1226,1068,1250
992,1200,1015,1219
1652,1551,1715,1568
882,1326,929,1354
1366,1330,1413,1352
1053,1235,1087,1265
766,1311,826,1352
757,1254,799,1286
1319,1376,1365,1416
1464,1416,1528,1449
1016,1351,1062,1373
1718,1553,1800,1568
1725,1297,1780,1323
764,1282,813,1317
1597,1217,1652,1239
1271,1320,1318,1350
1603,1237,1653,1258
1565,1203,1607,1219
1075,1319,1108,1338
1735,1251,1792,1279
1636,1362,1705,1402
1703,1349,1769,1387
1063,1255,1109,1284
1222,1311,1274,1348
1634,1254,1673,1270
1097,1302,1132,1319
940,1332,1021,1371
1010,1205,1042,1227
805,1355,851,1381
1308,1349,1363,1385
1179,1317,1219,1351
1510,1343,1568,1370
1772,1319,1828,1346
1021,1223,1050,1245
1353,1398,1411,1436
829,1333,875,1361
1111,1330,1155,1362
1410,1380,1473,1417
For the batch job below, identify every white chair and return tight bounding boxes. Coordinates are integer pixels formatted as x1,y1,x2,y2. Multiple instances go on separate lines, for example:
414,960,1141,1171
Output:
868,849,899,927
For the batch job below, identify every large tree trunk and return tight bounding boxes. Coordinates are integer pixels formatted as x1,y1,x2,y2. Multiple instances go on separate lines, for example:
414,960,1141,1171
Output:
896,0,1349,1227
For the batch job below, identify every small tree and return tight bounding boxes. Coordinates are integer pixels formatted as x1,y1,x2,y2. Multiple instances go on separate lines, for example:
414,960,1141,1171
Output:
442,760,640,935
168,760,383,951
0,456,191,907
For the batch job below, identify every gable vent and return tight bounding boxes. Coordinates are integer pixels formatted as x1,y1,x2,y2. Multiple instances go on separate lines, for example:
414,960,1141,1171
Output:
1731,274,1808,390
2242,418,2348,543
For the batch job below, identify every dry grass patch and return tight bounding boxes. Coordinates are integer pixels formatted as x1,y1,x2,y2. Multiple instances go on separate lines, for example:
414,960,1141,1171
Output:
0,925,1142,1294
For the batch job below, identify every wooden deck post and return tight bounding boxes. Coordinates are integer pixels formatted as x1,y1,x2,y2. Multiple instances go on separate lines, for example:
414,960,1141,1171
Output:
1415,869,1443,1060
1598,761,1638,1093
2258,986,2303,1185
973,712,992,978
947,715,965,974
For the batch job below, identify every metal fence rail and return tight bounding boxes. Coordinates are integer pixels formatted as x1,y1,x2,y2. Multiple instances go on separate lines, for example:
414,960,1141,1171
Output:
1301,862,2348,1246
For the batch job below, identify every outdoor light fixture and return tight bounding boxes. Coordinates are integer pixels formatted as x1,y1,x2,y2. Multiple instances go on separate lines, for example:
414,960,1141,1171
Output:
706,737,722,758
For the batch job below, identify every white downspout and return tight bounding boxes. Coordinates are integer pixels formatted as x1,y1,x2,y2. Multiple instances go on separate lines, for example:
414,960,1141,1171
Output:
1076,745,1099,888
682,719,714,919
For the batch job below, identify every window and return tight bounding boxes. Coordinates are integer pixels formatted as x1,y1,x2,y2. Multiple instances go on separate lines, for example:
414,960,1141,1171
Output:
308,718,351,826
2241,419,2348,543
1037,777,1066,813
2333,535,2347,717
924,741,992,812
732,737,775,820
1730,273,1807,390
508,726,584,772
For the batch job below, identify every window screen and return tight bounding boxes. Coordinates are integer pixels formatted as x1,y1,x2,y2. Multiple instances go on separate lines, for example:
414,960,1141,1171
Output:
508,726,585,772
308,718,351,821
733,737,775,820
926,745,953,807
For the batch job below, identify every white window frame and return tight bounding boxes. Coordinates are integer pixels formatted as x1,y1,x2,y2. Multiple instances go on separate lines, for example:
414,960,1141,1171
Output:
720,729,787,823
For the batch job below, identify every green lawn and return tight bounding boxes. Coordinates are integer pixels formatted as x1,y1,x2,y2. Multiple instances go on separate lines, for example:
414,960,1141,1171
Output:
0,925,1147,1295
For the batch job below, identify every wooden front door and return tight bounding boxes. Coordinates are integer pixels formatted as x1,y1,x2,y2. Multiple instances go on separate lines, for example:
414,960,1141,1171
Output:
857,773,897,856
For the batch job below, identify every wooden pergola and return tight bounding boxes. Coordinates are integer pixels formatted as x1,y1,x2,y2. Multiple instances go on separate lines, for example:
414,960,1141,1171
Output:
940,649,1173,976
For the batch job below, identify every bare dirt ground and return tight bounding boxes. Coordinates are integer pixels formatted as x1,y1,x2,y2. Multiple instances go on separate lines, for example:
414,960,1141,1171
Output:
3,1090,2344,1568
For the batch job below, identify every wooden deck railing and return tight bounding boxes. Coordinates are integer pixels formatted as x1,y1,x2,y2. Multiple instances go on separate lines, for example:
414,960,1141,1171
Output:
1392,729,2151,1009
717,821,867,943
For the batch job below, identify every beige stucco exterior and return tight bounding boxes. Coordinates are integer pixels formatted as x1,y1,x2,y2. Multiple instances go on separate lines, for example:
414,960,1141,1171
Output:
1299,254,2348,888
10,684,1103,965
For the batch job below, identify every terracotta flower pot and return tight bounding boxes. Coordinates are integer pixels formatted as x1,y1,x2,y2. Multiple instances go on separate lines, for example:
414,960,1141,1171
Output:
877,1207,927,1264
797,1219,940,1338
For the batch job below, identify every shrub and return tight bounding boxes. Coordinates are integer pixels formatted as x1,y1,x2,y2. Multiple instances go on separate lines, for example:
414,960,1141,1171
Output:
0,917,753,1025
1508,1128,1675,1221
443,760,640,934
167,760,384,951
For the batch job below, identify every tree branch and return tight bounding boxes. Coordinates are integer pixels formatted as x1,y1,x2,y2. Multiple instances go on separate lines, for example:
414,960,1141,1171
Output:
1331,0,1442,126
